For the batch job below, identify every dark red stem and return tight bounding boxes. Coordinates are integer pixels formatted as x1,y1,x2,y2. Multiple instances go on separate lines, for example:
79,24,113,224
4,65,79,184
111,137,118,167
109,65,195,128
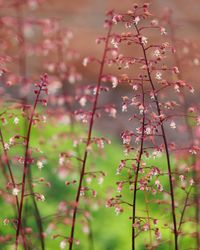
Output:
135,24,178,250
178,187,192,232
0,129,27,249
15,83,43,250
132,83,146,250
15,4,45,247
68,24,112,250
168,16,200,248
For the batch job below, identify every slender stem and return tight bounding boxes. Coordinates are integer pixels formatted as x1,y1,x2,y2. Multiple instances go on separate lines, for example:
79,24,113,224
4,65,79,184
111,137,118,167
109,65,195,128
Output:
0,129,19,198
27,167,45,250
87,218,94,250
0,129,27,249
56,24,94,248
16,3,44,249
68,24,112,250
168,16,200,248
178,187,192,232
134,24,178,250
132,83,146,250
15,83,43,250
0,156,10,182
57,24,94,249
144,191,153,250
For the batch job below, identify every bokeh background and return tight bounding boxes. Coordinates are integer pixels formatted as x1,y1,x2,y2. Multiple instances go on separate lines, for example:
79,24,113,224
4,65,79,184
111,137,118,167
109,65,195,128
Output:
0,1,200,250
1,0,200,137
2,0,200,135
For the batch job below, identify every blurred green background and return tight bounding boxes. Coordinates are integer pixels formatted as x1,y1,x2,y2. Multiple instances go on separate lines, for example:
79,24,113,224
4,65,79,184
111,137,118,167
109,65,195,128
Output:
0,112,196,250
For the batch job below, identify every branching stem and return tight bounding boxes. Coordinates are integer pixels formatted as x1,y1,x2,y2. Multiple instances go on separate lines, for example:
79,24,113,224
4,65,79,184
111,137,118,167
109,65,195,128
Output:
134,23,178,250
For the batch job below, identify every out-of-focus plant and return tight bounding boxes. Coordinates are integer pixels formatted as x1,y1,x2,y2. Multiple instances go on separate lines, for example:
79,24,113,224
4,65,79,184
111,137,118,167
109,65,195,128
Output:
161,8,200,249
15,74,48,249
0,2,48,250
0,74,48,250
50,11,118,250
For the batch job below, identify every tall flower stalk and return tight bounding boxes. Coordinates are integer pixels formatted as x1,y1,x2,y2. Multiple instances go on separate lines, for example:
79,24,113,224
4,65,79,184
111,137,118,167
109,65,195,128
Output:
132,81,146,250
68,14,113,250
0,127,27,249
134,23,178,249
15,74,48,250
105,4,196,249
15,2,45,249
165,12,200,248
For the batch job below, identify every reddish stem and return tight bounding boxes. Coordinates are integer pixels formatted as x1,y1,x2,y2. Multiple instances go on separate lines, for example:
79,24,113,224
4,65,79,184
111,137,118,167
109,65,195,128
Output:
134,24,178,250
132,83,146,250
16,5,45,243
168,16,200,248
15,79,45,250
0,129,27,249
15,3,44,249
68,24,112,250
178,187,192,232
0,129,19,200
144,191,153,250
27,166,45,250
